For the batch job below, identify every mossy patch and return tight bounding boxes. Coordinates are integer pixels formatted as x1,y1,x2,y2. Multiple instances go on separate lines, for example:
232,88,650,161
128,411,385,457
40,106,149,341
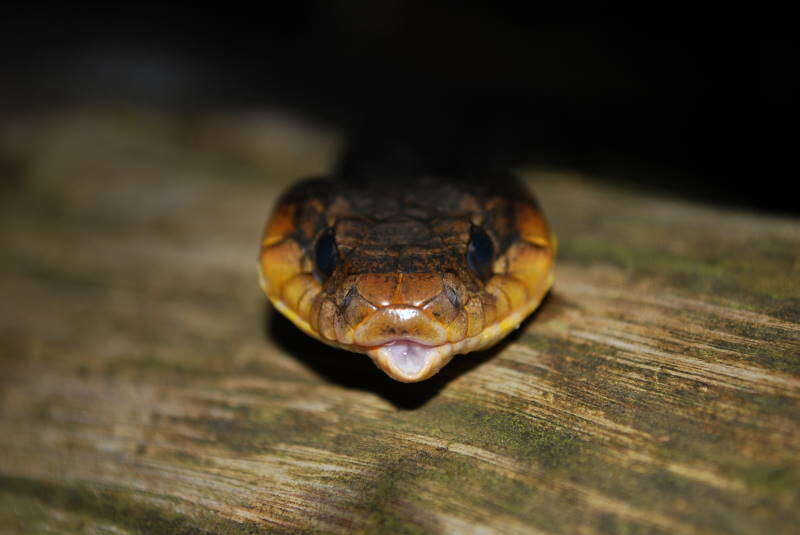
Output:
356,452,442,535
406,399,585,471
0,475,274,535
560,232,800,321
733,463,800,500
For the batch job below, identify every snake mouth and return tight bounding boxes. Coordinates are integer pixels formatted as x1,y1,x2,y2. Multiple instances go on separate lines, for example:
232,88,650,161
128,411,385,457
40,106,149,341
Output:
367,340,454,382
264,265,556,382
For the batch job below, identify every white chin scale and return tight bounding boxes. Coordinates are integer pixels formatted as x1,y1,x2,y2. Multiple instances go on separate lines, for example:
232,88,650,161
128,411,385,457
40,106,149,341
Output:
368,342,454,382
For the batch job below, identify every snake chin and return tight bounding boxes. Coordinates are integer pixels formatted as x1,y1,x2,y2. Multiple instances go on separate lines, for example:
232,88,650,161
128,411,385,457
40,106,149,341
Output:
368,341,454,383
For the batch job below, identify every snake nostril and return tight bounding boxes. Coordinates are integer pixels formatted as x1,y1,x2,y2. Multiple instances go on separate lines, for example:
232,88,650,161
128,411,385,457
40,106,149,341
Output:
444,284,461,309
341,289,378,329
340,286,356,310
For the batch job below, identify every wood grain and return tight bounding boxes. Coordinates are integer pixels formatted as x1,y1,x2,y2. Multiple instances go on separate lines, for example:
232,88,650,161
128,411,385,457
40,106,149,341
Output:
1,109,798,534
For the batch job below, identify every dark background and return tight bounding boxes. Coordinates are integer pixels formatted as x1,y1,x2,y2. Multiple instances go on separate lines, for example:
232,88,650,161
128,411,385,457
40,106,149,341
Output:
1,3,793,213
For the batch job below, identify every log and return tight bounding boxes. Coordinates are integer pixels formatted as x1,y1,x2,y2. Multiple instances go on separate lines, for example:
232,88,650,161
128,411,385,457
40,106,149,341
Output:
1,108,798,534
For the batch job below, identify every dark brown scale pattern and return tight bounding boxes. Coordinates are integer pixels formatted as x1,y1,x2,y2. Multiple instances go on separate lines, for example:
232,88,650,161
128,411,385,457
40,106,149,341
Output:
283,174,529,339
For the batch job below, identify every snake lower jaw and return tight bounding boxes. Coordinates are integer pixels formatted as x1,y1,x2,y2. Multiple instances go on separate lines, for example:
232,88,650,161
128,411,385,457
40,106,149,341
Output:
367,341,455,383
266,267,555,382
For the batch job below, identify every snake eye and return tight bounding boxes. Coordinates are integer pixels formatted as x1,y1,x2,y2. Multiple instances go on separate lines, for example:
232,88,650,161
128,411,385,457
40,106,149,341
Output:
467,226,495,281
314,228,338,280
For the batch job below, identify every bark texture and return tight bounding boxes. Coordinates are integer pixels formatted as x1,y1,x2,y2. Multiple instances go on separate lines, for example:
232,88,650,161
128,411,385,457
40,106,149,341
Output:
1,109,799,534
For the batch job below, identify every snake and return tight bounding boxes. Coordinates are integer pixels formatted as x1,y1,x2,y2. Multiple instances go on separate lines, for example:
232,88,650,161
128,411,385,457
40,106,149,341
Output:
259,171,555,382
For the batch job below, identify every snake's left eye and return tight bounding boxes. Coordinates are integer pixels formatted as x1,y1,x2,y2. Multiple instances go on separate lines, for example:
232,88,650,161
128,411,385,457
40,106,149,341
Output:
314,228,338,280
467,226,495,281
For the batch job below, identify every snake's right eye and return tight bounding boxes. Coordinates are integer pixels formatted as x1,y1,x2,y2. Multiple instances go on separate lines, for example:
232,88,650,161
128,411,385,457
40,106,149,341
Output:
314,228,338,280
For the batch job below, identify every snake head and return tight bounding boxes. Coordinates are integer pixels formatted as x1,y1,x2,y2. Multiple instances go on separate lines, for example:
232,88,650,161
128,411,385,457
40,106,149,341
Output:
259,175,555,382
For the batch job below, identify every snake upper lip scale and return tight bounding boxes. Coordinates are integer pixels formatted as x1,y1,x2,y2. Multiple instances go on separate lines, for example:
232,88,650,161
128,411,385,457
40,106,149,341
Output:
259,172,556,382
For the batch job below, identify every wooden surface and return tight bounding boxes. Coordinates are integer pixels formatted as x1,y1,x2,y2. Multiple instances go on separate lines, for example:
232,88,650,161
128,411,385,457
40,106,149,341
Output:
1,109,799,535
